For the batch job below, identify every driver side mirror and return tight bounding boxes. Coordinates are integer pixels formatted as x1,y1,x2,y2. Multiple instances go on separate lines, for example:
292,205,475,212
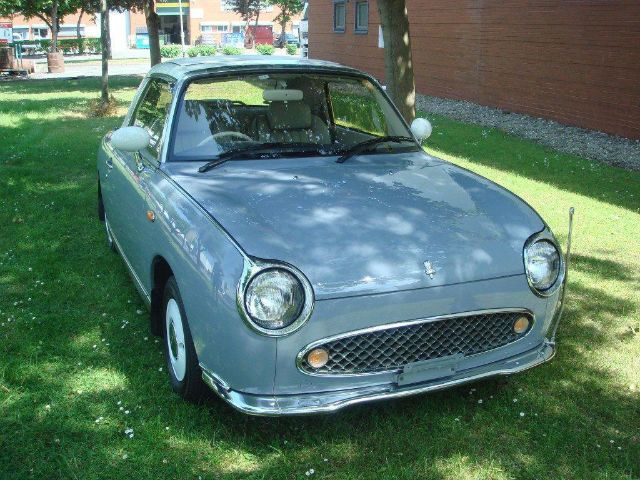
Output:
111,126,151,152
410,118,432,142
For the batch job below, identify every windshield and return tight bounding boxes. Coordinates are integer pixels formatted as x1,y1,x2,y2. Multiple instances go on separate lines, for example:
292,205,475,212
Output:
169,72,414,162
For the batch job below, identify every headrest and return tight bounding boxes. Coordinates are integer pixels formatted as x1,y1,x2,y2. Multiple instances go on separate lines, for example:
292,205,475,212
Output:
263,89,303,102
267,101,312,130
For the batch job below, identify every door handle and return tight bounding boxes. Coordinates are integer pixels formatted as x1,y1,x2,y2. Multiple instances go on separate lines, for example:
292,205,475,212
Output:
105,157,114,169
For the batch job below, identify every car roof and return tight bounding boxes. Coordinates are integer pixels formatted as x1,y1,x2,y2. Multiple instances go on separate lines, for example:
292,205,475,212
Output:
149,55,365,80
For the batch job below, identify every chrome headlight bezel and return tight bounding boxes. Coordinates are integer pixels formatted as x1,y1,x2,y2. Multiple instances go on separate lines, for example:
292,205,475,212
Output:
237,258,315,336
523,230,565,297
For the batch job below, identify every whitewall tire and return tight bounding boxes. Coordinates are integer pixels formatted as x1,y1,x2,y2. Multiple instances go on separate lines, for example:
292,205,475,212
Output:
162,276,206,401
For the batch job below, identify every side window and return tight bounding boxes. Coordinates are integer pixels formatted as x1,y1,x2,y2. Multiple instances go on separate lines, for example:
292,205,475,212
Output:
328,80,386,136
132,78,173,158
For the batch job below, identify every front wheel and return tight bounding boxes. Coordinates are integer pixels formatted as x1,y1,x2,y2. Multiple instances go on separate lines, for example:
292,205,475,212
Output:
163,276,206,401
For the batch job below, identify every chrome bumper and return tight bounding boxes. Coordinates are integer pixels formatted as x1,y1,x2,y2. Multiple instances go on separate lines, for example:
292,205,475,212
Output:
202,341,556,416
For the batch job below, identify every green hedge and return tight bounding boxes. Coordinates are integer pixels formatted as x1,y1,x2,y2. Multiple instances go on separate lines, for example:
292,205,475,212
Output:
160,44,181,58
285,43,297,55
222,45,243,55
187,45,217,57
255,43,275,55
11,38,101,54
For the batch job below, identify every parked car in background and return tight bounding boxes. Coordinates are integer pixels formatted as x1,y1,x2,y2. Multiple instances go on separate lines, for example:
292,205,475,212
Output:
275,33,300,47
97,56,571,415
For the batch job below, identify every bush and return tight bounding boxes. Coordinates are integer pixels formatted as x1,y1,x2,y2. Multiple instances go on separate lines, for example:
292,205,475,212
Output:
222,45,243,55
255,43,275,55
160,44,181,58
187,45,217,57
285,43,298,55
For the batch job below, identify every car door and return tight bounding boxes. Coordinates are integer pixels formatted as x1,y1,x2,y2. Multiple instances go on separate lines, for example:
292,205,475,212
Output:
104,77,174,293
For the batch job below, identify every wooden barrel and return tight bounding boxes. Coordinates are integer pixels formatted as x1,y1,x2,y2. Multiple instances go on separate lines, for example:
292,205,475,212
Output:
47,52,65,73
0,47,14,70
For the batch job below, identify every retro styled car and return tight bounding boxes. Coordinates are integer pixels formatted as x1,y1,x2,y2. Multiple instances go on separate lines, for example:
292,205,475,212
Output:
97,56,572,415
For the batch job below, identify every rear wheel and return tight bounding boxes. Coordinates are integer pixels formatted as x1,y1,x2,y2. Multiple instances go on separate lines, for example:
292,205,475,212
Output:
163,276,206,401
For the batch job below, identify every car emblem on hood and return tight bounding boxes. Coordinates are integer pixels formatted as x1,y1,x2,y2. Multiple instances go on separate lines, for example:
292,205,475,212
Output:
423,260,436,279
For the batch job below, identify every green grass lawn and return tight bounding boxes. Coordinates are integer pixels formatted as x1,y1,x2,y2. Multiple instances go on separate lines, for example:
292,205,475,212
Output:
0,77,638,480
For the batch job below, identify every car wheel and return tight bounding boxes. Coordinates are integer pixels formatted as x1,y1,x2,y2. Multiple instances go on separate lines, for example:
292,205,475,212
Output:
163,276,206,401
104,214,116,252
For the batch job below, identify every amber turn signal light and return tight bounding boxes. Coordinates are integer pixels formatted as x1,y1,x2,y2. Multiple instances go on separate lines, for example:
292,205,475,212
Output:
307,348,329,369
146,210,155,222
513,316,530,334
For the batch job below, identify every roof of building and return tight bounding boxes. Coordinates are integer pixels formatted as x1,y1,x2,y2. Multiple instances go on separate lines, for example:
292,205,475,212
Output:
149,55,363,79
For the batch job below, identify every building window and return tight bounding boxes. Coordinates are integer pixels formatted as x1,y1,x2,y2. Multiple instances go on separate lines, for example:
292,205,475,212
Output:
333,1,346,32
201,24,228,32
232,25,242,34
354,1,368,33
32,27,48,39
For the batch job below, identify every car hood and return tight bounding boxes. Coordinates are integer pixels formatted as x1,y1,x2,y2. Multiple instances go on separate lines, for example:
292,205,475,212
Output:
164,152,544,299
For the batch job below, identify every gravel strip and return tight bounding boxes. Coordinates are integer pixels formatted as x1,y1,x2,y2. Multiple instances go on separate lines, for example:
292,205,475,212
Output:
416,94,640,171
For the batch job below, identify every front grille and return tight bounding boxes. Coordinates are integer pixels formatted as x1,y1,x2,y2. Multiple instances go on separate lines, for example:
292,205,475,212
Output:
299,311,532,375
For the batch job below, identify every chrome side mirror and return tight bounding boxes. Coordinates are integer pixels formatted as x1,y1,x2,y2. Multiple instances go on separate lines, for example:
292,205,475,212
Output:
111,126,151,152
410,118,432,141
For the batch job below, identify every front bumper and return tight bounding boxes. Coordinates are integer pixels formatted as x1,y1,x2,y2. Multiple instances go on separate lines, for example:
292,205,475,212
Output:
202,340,555,416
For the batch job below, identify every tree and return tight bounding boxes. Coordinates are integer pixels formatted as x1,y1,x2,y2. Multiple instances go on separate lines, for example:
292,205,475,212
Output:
143,0,161,66
99,0,109,106
226,0,263,49
377,0,416,123
13,0,80,52
268,0,303,47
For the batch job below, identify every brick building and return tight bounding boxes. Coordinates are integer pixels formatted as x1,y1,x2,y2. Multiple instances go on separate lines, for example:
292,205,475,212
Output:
308,0,640,139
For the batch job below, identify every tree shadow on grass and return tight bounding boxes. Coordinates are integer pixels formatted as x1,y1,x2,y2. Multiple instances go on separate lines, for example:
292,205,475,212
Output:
0,75,142,96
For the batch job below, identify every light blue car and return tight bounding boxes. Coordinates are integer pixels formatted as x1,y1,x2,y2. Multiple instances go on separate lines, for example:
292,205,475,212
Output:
97,56,572,415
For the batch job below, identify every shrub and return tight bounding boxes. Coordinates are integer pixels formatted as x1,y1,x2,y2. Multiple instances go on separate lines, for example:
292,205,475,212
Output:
222,45,243,55
160,44,181,58
255,43,275,55
187,45,217,57
285,43,297,55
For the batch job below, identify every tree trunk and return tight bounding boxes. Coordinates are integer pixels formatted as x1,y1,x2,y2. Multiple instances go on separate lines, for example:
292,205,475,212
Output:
51,0,59,52
100,0,109,106
145,0,162,66
77,9,84,53
279,15,287,47
377,0,416,123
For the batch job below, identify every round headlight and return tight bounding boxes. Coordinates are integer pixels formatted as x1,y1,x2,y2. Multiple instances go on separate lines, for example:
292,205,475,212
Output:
244,269,305,330
524,240,561,292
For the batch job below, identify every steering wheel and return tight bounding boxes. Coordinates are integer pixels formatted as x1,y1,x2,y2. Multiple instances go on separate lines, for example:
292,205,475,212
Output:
196,131,253,148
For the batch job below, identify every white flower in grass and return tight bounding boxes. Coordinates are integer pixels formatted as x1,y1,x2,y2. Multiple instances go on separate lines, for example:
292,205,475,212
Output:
519,412,525,417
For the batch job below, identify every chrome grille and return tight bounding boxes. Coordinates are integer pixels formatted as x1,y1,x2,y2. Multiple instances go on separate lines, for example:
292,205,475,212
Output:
299,311,532,375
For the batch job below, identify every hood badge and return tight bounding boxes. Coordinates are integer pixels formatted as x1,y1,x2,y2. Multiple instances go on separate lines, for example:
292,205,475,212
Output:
423,260,437,279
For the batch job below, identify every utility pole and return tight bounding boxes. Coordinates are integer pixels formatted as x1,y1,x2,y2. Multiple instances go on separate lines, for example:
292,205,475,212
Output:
178,0,186,57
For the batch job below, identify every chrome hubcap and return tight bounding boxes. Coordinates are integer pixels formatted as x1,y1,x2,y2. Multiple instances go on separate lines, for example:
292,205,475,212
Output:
166,298,186,381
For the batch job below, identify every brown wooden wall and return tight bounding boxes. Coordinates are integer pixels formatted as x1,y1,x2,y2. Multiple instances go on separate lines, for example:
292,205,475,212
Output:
309,0,640,139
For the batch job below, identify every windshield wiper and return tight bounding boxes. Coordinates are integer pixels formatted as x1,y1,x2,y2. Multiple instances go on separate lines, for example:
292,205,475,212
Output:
198,142,291,173
336,136,418,164
198,142,336,173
